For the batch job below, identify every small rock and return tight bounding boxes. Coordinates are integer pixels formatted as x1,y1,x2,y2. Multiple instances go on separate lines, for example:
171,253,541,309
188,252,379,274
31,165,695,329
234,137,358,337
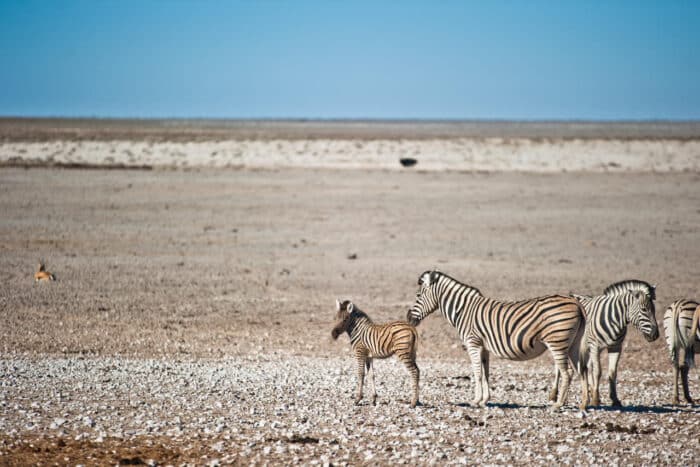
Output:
50,418,66,429
212,441,224,452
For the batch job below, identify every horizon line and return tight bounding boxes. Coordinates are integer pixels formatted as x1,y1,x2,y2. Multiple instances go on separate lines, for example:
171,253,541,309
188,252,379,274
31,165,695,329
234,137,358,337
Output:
2,115,700,124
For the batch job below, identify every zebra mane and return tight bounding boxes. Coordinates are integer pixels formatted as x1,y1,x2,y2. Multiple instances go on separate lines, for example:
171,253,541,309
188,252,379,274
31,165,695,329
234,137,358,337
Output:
432,271,483,297
340,301,373,323
349,306,372,322
602,279,656,300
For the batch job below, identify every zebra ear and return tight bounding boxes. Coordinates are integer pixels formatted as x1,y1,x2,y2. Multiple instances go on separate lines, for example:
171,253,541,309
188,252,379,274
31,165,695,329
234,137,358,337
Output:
336,299,341,312
429,270,439,284
418,271,430,286
347,302,355,313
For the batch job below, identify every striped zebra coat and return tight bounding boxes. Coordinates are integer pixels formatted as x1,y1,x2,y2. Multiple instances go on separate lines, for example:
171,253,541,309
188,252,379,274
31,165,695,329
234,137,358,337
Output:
571,287,658,408
663,299,700,404
407,271,585,409
332,299,420,407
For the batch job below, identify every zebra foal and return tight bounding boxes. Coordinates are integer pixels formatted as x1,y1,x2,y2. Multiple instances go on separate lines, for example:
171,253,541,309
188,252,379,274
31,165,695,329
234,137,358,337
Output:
407,270,585,410
331,299,420,408
571,279,659,408
664,299,700,404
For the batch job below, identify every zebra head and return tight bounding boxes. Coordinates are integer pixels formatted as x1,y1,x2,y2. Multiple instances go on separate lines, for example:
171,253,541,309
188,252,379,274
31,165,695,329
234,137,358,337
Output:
407,270,441,326
627,290,659,342
332,299,354,340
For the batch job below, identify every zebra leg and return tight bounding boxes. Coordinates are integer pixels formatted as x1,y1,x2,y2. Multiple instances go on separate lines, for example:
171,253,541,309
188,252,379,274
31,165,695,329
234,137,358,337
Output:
589,346,601,407
672,358,680,405
480,348,490,405
396,349,420,408
401,356,420,408
677,346,694,404
549,365,560,402
355,353,367,405
466,342,484,406
607,345,623,407
412,363,420,408
367,359,377,406
579,364,590,411
550,349,571,410
680,365,693,404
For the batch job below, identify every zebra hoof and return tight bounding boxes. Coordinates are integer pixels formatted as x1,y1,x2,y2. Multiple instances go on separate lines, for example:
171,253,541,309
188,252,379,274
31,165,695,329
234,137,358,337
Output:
548,403,563,412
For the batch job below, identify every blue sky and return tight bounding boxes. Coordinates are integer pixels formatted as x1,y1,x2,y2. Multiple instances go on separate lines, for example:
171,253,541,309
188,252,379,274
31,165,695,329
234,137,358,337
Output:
0,1,698,120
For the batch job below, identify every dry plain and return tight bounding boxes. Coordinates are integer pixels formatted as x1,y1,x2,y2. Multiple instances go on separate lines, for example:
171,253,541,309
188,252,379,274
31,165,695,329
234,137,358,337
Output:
1,119,699,465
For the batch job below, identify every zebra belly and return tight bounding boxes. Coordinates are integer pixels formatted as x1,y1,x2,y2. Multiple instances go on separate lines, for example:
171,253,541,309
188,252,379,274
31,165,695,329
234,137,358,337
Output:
369,349,394,359
482,339,548,361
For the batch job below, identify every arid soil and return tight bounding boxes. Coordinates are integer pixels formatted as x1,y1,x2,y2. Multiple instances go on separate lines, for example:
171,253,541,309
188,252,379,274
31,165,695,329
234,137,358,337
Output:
1,120,699,465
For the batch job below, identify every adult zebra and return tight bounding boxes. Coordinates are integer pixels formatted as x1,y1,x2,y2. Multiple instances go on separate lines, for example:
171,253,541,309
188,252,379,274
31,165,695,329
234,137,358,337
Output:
571,285,658,408
407,270,585,410
664,299,700,404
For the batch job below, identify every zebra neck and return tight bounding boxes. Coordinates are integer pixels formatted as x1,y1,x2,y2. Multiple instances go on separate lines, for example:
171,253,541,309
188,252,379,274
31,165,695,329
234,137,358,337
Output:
438,288,482,326
598,297,630,343
619,296,635,326
348,317,373,344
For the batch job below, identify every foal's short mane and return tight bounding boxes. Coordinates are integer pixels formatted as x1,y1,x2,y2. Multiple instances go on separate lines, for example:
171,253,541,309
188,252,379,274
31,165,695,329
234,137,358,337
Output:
338,300,373,323
349,306,372,322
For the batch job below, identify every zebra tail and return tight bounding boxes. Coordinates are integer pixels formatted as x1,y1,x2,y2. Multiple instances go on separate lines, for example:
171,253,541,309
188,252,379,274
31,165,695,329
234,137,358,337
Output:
568,303,587,375
665,305,680,365
575,324,588,376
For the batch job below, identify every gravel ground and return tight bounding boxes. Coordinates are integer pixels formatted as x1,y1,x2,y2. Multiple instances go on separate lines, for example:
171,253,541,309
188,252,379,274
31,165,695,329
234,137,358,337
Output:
1,162,700,465
1,355,699,466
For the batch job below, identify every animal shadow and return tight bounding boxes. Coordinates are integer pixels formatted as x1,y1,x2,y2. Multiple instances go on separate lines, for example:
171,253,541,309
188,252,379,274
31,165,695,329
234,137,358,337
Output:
453,401,548,410
592,404,697,414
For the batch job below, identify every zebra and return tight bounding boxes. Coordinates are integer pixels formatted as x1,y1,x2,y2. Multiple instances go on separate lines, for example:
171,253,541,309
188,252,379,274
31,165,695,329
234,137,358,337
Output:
407,270,585,410
663,299,700,404
332,299,420,408
570,288,659,408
